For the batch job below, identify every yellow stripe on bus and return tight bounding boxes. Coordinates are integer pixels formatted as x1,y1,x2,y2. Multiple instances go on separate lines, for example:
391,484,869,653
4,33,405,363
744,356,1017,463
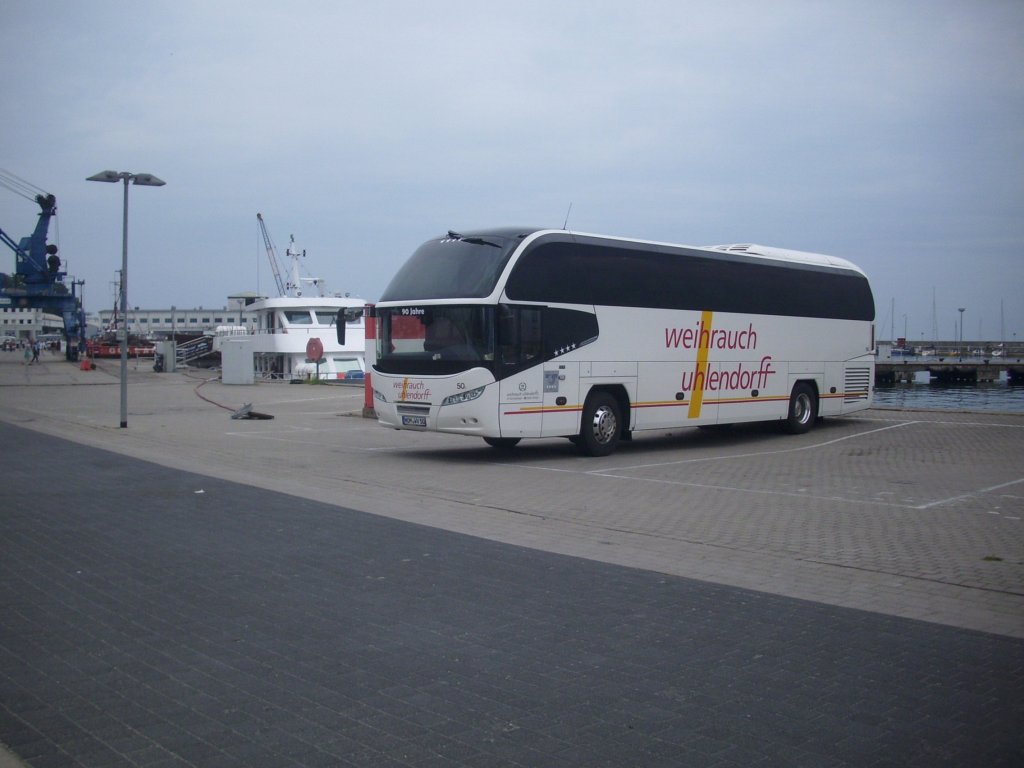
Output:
687,309,713,419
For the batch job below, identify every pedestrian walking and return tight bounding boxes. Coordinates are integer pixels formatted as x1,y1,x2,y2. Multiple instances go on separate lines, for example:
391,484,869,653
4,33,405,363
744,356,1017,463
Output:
31,341,40,363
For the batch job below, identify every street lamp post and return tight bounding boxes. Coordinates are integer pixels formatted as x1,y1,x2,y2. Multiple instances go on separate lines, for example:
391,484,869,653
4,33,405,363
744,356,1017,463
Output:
958,307,966,360
87,170,166,428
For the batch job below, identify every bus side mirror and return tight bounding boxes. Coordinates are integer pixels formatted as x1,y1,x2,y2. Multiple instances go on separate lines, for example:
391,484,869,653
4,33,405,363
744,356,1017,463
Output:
336,307,363,344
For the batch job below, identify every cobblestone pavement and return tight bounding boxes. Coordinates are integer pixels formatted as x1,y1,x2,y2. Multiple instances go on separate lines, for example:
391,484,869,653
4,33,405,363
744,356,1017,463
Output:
2,422,1022,767
1,356,1023,765
1,357,1021,638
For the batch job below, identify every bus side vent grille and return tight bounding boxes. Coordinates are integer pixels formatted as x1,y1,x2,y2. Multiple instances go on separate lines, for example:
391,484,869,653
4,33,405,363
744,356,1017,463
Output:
844,367,871,401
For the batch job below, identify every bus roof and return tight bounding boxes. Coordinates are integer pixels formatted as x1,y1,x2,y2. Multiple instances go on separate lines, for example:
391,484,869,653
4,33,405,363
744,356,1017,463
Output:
707,243,865,274
507,229,868,276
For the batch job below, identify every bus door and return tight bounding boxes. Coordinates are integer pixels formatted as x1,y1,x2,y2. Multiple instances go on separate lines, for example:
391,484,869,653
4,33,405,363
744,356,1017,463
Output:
542,361,580,437
498,369,543,437
496,305,544,438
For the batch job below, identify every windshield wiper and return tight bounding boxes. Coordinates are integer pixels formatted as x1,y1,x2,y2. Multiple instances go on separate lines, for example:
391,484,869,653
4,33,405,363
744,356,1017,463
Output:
447,230,500,248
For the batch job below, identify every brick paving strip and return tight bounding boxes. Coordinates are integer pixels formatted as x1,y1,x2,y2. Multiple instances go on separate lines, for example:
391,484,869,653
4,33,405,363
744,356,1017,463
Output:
2,422,1023,767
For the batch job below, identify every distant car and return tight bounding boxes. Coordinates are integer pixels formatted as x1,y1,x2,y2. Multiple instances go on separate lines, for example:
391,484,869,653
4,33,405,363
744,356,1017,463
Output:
294,356,366,381
1,336,18,351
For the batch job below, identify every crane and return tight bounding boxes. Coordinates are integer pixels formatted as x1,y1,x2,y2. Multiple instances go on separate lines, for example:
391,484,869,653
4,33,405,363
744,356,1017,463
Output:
256,212,287,297
0,171,86,361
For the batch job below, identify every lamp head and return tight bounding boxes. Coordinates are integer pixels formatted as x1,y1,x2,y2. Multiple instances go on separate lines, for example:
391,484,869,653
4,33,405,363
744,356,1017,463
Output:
132,174,166,187
86,171,166,186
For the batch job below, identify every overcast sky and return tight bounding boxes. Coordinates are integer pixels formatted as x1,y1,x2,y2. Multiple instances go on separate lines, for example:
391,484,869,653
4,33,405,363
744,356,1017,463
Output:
2,0,1022,341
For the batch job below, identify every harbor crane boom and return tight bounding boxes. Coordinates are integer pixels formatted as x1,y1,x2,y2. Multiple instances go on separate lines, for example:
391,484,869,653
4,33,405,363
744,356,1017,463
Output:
0,173,86,361
256,213,286,297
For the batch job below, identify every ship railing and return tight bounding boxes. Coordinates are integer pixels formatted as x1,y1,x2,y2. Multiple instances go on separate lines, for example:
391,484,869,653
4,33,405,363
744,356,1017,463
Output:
257,370,293,382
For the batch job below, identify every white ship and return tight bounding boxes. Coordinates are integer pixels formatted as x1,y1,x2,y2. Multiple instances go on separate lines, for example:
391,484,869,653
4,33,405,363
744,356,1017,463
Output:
247,295,367,380
243,216,368,380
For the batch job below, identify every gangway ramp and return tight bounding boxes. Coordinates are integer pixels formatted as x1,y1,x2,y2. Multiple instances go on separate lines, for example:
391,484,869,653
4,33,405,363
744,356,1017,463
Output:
175,335,215,367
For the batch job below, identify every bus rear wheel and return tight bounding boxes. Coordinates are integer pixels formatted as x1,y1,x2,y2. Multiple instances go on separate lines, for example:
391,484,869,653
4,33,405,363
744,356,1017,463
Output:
483,437,520,450
784,382,817,434
578,392,621,456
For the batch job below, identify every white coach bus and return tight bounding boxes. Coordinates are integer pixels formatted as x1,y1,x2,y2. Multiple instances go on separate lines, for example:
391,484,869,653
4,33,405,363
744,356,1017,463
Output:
370,228,875,456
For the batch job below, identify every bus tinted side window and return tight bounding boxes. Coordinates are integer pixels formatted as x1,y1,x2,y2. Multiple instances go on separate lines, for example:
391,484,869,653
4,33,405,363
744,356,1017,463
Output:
503,243,591,304
584,246,691,308
497,305,543,376
507,238,873,321
496,305,600,375
543,308,599,358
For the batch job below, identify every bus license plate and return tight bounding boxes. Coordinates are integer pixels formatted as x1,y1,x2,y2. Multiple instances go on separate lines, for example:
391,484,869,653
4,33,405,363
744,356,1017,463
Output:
402,415,427,428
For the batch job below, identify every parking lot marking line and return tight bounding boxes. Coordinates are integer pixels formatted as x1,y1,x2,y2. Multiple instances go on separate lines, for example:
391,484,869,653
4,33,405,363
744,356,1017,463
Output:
585,471,920,510
225,423,383,438
587,422,919,475
915,477,1024,510
225,426,318,437
225,429,400,452
864,414,1024,430
502,420,1022,512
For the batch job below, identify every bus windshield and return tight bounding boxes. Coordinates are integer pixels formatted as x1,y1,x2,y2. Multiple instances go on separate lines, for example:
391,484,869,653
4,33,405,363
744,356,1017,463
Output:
379,232,523,301
376,305,496,375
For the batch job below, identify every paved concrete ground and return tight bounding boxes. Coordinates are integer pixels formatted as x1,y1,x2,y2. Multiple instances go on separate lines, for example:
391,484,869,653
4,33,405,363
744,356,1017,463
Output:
2,354,1022,637
1,353,1023,766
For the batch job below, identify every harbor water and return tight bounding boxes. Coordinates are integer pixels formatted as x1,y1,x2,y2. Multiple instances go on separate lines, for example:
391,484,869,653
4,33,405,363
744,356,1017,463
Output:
873,373,1024,413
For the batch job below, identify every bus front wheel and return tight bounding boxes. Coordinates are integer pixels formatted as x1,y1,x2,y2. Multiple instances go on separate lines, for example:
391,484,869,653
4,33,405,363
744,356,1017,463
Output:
483,437,521,450
579,392,621,456
784,382,817,434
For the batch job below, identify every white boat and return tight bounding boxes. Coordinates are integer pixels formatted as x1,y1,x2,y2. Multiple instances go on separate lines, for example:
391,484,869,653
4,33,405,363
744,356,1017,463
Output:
239,221,369,380
246,295,367,380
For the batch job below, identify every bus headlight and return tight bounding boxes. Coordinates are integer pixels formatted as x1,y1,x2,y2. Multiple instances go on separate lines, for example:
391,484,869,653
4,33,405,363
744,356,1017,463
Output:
441,385,485,407
373,389,388,403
